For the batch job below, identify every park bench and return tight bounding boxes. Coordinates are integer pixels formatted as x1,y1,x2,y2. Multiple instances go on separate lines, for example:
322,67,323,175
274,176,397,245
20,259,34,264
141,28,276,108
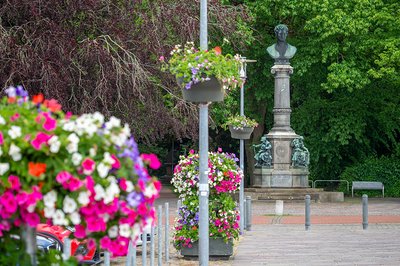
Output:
352,181,384,197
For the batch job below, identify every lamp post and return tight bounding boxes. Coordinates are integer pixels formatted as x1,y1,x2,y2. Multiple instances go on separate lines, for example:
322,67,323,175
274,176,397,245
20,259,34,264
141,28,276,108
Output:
239,57,256,233
199,0,209,265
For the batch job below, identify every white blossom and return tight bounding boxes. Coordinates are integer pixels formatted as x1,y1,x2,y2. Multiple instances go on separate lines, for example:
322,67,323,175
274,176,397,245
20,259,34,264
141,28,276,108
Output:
0,115,5,125
97,162,110,178
69,212,81,225
94,184,105,200
78,191,90,206
44,191,57,207
0,163,10,175
8,126,22,139
63,196,77,214
48,136,61,153
126,181,134,192
52,209,68,226
62,120,75,131
119,223,131,238
67,133,79,144
108,225,118,239
93,112,105,125
44,206,55,218
8,143,21,161
71,153,83,166
89,147,97,157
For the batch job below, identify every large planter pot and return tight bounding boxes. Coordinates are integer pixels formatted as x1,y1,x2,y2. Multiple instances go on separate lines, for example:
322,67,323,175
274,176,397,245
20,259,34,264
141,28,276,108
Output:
229,125,254,139
181,238,233,257
179,76,224,103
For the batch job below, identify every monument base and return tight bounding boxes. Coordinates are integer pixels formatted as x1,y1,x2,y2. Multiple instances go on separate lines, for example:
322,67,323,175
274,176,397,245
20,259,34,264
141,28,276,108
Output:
253,167,309,188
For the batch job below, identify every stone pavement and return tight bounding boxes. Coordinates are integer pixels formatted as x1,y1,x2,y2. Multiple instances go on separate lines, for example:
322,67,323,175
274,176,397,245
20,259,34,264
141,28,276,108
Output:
113,186,400,265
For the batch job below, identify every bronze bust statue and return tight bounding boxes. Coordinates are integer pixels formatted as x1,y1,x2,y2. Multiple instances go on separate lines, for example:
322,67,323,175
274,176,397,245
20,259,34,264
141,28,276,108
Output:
266,24,296,64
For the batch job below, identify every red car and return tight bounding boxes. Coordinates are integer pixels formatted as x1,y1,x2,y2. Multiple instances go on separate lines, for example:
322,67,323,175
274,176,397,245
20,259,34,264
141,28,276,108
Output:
36,224,101,265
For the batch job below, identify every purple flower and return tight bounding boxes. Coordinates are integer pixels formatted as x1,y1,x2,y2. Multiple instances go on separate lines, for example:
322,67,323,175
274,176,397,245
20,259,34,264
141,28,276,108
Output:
127,192,143,207
191,67,198,75
185,82,193,90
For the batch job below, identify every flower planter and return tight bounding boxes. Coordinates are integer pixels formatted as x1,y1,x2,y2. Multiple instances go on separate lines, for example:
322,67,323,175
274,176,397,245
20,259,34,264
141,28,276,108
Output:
179,76,224,103
229,125,254,139
181,238,233,257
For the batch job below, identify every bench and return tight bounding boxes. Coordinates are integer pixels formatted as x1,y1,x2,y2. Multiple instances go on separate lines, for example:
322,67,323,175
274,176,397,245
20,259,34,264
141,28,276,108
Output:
352,181,384,197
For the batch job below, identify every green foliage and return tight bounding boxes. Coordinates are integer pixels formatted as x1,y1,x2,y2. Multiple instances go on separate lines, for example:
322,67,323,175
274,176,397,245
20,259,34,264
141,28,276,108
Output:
339,157,400,197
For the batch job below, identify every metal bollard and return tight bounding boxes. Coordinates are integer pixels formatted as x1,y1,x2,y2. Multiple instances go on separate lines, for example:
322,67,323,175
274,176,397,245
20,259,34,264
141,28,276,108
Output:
157,205,162,266
142,230,147,266
165,202,169,263
63,238,71,260
104,251,111,266
275,200,284,216
362,194,368,230
243,198,247,232
132,243,137,266
126,240,133,266
150,226,155,266
305,195,311,231
245,196,252,231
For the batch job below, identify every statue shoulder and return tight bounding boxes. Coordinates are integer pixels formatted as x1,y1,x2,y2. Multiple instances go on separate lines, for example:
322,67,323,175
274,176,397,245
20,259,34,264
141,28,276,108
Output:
285,44,297,58
267,44,279,58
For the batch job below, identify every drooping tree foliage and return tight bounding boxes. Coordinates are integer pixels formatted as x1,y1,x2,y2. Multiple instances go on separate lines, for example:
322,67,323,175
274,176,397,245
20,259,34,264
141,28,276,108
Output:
0,0,251,143
224,0,400,183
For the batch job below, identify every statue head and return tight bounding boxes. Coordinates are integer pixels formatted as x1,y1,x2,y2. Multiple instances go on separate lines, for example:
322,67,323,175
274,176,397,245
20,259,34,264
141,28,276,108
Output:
274,24,288,42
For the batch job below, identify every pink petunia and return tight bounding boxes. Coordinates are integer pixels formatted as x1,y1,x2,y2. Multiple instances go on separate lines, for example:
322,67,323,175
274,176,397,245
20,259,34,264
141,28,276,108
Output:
0,132,3,145
119,178,127,191
10,113,20,122
141,153,161,170
31,132,51,150
74,225,87,239
82,158,95,175
85,176,95,194
68,177,83,191
100,236,112,249
24,212,40,227
137,202,148,216
8,175,21,190
42,113,57,131
16,192,28,205
111,154,120,169
56,171,72,184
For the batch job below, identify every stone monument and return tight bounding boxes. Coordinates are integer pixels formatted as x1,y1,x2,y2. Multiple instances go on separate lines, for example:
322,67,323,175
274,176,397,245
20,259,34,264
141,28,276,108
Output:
253,24,309,188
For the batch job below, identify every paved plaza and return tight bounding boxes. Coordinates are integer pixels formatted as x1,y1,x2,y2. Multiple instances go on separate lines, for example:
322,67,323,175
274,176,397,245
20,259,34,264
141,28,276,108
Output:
114,186,400,265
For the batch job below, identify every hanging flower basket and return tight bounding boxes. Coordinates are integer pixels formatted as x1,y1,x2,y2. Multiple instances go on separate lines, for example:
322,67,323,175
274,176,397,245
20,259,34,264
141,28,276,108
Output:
229,125,255,139
179,76,224,103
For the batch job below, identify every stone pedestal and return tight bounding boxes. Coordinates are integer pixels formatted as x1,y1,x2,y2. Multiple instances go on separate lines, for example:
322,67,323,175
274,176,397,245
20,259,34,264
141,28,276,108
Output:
253,64,309,188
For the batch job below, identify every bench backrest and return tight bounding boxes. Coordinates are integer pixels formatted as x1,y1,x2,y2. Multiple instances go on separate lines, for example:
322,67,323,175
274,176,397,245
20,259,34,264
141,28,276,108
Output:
352,181,384,190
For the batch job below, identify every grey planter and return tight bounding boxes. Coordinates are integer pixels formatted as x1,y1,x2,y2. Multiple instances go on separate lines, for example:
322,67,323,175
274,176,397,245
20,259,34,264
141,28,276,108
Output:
229,126,254,139
181,238,233,257
179,76,224,103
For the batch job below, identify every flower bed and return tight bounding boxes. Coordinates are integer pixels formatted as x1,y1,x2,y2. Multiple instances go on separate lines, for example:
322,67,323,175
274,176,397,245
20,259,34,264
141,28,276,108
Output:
0,86,161,261
171,149,241,250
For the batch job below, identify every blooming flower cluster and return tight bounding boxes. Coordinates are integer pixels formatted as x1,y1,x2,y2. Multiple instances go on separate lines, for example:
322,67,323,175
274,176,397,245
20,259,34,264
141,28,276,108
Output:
171,149,241,250
160,42,243,91
223,115,258,130
0,86,161,257
171,149,242,199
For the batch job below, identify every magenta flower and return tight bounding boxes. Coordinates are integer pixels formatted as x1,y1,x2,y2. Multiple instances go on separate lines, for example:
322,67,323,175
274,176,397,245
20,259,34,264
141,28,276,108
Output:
82,158,95,175
141,153,161,170
111,154,120,169
68,177,83,191
56,171,72,184
10,113,20,122
74,225,87,239
0,132,3,145
100,236,112,249
24,212,40,227
31,132,51,150
42,113,57,131
0,191,17,214
8,175,21,190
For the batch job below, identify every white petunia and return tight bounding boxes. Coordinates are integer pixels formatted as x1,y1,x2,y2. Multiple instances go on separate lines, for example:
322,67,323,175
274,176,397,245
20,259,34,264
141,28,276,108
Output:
63,196,77,214
143,183,157,198
48,136,60,153
0,147,2,157
103,152,114,165
67,133,79,144
0,115,5,125
94,184,105,201
53,210,68,226
8,143,21,161
93,112,105,124
105,116,121,130
119,223,131,238
97,162,110,178
27,203,36,213
89,147,97,157
8,126,22,139
62,120,75,131
44,206,55,218
0,163,10,175
66,143,78,154
77,191,90,205
104,182,120,204
69,212,81,225
108,225,118,239
43,190,57,207
125,181,134,193
71,153,83,166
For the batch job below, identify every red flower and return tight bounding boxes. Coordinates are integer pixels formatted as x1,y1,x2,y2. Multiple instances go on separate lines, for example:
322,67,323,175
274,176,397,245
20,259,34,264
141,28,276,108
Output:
28,162,47,177
214,46,222,55
32,94,44,104
43,99,62,112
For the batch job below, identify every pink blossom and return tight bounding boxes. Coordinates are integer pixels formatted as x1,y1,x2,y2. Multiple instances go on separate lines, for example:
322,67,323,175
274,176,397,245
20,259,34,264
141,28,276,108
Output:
16,192,28,205
0,132,3,145
82,158,95,174
74,225,87,238
14,219,22,227
0,191,17,213
42,113,57,131
65,111,73,119
10,113,20,122
217,147,222,152
119,178,127,191
100,236,112,249
24,212,40,227
189,149,195,154
141,153,161,170
87,217,106,232
87,238,96,250
111,154,120,169
56,171,72,184
31,132,51,150
8,175,21,190
68,177,83,191
85,176,95,194
137,202,148,216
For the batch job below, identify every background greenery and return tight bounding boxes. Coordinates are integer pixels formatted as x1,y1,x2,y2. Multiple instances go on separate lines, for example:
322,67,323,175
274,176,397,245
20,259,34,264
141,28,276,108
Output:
1,0,399,191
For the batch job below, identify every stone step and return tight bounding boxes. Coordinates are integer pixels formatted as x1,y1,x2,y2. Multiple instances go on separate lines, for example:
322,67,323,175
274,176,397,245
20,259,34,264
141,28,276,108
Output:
245,188,324,193
243,189,344,202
